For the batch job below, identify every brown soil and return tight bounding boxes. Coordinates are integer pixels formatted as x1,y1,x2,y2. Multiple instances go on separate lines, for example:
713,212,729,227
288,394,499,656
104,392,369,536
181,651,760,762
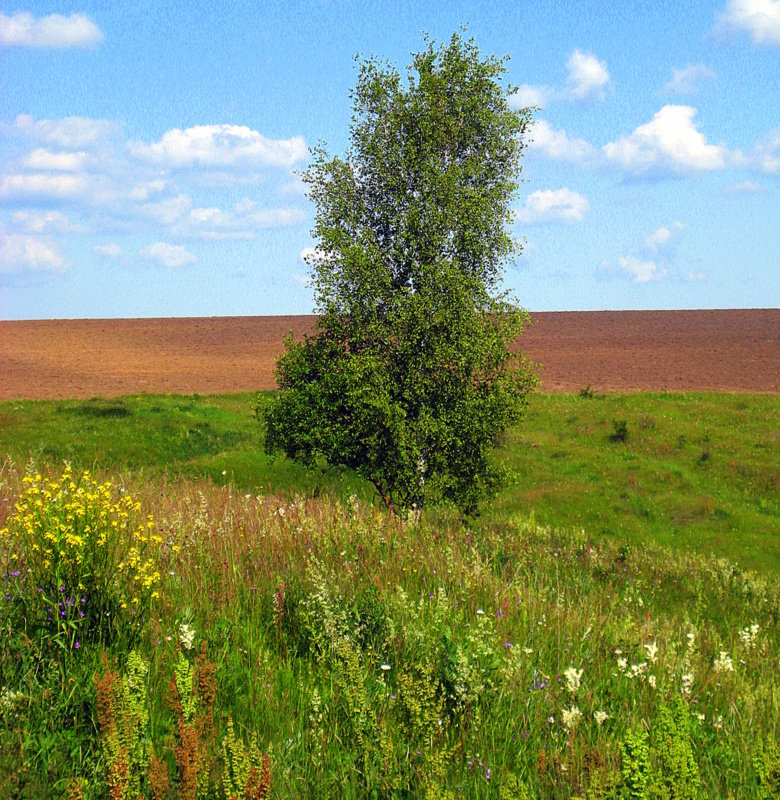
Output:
1,309,778,400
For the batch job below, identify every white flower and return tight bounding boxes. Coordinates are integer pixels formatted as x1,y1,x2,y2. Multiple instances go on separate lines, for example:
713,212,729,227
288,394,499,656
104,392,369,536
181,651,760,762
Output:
547,715,555,725
644,641,658,664
686,630,696,647
564,666,583,694
739,623,760,649
648,675,657,689
380,663,391,671
713,715,723,731
179,622,196,651
713,651,734,673
681,673,694,695
593,710,608,726
617,657,628,673
522,647,533,655
476,608,485,616
562,705,582,731
697,713,705,722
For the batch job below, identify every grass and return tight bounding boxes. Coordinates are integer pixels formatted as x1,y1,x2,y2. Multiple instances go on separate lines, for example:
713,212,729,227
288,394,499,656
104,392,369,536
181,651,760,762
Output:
1,464,778,798
1,390,778,573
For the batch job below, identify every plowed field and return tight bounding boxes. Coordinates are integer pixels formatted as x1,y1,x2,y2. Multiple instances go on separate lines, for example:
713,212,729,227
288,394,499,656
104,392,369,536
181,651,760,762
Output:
1,309,778,400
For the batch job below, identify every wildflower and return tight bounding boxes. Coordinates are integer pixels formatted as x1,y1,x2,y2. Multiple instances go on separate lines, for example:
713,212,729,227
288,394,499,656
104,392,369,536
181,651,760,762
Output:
697,713,705,722
644,640,658,664
593,710,608,726
713,651,734,673
681,673,694,696
179,622,196,651
547,715,555,725
617,657,628,673
380,663,391,671
562,705,582,732
738,623,760,649
648,675,657,689
564,666,583,694
713,715,723,731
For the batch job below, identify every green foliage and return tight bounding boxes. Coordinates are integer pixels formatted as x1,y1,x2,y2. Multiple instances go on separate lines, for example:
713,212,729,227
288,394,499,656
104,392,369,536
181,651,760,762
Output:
609,419,629,443
263,31,536,515
650,697,699,799
622,726,651,800
220,717,271,800
754,737,780,799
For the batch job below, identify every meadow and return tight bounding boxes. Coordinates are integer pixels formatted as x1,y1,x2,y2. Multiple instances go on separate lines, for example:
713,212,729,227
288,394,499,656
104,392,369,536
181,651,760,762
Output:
1,390,778,798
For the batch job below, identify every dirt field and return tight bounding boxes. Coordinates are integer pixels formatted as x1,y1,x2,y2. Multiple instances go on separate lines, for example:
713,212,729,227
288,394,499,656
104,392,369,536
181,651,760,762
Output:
1,309,778,400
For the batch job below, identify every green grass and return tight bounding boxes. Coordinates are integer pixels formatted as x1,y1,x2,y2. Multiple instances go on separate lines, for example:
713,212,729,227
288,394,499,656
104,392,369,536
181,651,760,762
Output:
1,467,778,798
1,390,778,572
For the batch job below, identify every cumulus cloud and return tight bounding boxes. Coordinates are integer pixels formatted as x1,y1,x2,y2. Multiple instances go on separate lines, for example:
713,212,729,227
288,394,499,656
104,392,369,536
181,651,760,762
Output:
663,64,717,95
0,11,103,49
93,242,122,259
11,210,76,232
141,242,196,268
565,50,611,100
529,120,597,162
617,255,664,283
0,172,90,199
10,114,119,148
0,234,66,274
603,105,729,175
22,148,88,171
509,84,550,109
515,188,590,224
714,0,780,44
644,221,684,253
185,201,305,240
132,124,308,169
752,128,780,173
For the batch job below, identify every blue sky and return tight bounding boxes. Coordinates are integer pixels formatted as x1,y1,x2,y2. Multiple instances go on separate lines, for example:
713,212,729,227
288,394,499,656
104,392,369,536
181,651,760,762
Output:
1,0,779,319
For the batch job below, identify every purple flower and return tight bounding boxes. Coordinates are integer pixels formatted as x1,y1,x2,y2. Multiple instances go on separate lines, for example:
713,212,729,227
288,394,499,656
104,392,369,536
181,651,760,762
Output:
73,640,80,649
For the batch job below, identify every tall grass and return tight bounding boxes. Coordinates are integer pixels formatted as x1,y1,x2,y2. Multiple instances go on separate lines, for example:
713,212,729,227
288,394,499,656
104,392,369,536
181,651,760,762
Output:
1,460,778,798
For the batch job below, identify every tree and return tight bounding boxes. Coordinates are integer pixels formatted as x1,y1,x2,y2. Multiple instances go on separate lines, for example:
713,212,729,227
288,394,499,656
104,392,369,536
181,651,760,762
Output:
261,31,536,515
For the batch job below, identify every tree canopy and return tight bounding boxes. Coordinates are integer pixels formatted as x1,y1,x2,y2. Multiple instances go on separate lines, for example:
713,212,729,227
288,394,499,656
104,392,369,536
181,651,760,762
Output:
261,31,536,515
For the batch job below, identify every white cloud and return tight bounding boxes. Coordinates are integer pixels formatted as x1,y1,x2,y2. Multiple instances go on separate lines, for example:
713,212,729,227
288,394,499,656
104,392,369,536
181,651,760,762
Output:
617,255,664,283
663,64,717,95
644,221,684,253
714,0,780,44
752,128,780,173
509,84,549,108
0,12,103,49
603,105,728,175
728,179,763,192
529,120,597,162
186,202,305,239
299,246,327,264
93,242,122,259
0,234,66,273
22,148,87,171
141,242,196,268
129,180,167,201
515,188,590,224
565,50,611,100
11,114,119,148
0,172,89,199
11,210,75,232
132,124,308,168
141,194,192,225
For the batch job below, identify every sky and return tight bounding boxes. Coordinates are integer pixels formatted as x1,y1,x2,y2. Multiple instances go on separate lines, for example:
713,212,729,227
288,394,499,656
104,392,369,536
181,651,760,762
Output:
1,0,779,320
